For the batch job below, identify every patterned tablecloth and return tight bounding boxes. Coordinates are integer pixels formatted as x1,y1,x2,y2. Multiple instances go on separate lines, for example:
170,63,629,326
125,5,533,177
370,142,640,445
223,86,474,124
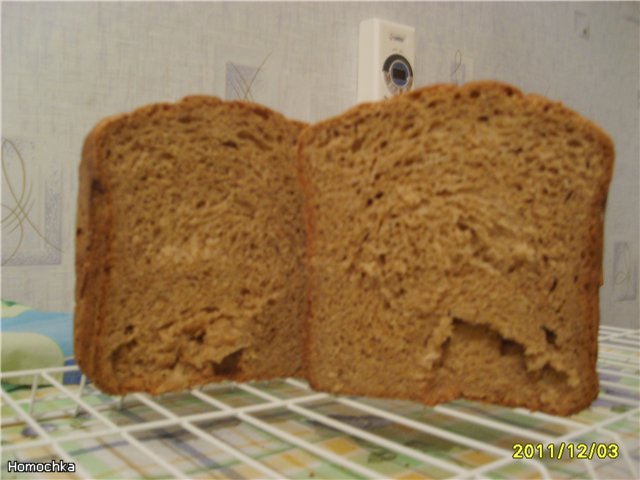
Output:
1,300,639,479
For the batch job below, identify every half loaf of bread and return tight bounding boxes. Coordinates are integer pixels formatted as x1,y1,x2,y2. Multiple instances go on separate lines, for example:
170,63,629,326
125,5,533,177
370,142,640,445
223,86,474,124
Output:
298,81,614,415
75,97,306,394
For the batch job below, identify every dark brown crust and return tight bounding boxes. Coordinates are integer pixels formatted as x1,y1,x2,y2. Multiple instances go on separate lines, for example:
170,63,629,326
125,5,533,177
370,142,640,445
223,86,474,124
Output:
298,80,614,416
75,96,307,394
75,115,116,390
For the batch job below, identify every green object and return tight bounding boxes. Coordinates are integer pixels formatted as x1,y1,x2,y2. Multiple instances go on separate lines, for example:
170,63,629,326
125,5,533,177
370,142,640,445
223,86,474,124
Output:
1,332,63,386
1,300,30,318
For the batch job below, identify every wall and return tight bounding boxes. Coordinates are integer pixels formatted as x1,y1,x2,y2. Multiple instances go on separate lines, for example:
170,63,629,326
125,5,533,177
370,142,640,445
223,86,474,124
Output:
2,1,638,327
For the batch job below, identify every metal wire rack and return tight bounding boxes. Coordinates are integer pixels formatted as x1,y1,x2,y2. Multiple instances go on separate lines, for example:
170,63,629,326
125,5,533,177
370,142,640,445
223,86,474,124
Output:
2,325,638,479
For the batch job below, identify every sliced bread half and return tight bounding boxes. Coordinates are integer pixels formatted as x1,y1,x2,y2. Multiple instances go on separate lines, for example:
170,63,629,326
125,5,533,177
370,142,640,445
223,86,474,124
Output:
298,81,614,415
75,97,306,394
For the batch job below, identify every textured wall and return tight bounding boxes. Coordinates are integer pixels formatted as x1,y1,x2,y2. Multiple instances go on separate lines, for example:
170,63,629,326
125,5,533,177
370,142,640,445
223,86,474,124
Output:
2,2,638,327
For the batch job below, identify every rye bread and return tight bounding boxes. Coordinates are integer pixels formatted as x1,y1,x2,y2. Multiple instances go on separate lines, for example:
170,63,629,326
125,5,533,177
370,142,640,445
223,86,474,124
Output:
298,81,614,415
75,96,306,394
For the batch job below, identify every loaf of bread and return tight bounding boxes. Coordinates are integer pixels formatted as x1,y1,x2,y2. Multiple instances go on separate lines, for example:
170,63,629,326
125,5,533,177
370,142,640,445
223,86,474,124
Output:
298,81,614,415
75,97,307,394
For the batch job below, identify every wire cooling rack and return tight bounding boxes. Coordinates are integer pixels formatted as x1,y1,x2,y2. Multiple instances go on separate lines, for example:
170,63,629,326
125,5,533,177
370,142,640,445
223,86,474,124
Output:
1,325,639,479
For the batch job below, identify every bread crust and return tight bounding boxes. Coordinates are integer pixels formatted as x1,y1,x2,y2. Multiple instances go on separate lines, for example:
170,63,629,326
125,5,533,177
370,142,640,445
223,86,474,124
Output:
298,80,614,416
75,96,306,394
75,115,118,391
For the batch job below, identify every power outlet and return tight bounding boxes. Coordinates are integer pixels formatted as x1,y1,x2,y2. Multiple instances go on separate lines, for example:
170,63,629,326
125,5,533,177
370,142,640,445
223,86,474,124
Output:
613,241,638,301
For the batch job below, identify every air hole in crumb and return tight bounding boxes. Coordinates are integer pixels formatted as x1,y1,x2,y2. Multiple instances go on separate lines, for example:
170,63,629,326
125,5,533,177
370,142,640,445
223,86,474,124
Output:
500,338,522,356
470,90,480,98
454,92,461,100
91,179,105,194
477,115,489,122
456,220,469,231
379,140,388,149
253,108,270,120
195,200,205,209
374,191,384,199
567,139,582,148
240,288,250,296
378,254,386,265
125,325,134,335
549,278,558,292
76,228,83,236
504,87,515,97
493,109,502,115
203,306,219,313
543,327,557,346
221,140,238,149
366,198,373,207
178,115,192,124
573,275,579,284
238,131,268,151
565,191,574,201
213,349,243,375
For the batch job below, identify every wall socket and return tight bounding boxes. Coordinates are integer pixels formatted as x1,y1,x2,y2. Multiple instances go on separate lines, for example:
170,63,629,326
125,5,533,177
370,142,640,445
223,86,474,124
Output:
613,241,638,301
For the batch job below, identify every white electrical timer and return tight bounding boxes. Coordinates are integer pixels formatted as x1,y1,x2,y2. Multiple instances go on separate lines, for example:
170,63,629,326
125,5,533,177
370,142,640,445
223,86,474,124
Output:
358,18,416,102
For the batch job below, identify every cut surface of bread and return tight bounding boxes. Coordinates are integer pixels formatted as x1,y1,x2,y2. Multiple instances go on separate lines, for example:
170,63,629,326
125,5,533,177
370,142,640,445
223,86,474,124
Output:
298,81,614,416
75,97,306,394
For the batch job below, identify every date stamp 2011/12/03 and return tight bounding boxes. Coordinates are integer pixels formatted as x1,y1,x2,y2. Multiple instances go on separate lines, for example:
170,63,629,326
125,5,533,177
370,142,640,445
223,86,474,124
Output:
513,443,619,460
